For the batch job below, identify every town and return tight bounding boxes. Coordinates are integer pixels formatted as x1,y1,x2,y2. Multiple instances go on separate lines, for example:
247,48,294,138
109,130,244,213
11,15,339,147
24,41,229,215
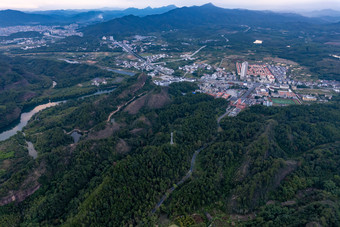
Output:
2,28,340,117
99,36,340,116
0,24,82,50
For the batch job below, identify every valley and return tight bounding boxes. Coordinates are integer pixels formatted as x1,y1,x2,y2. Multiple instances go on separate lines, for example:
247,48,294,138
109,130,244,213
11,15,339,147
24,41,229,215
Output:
0,3,339,227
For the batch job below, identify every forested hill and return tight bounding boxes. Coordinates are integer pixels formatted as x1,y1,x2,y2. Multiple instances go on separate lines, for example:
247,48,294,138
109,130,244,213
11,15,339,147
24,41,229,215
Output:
0,55,120,129
0,10,57,27
62,5,177,24
0,79,339,226
0,6,178,27
82,3,322,37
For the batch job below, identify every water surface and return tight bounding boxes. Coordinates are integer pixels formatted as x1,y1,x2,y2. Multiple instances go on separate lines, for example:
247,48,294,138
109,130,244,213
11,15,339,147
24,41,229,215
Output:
0,88,116,142
105,68,136,76
0,102,61,142
71,131,82,143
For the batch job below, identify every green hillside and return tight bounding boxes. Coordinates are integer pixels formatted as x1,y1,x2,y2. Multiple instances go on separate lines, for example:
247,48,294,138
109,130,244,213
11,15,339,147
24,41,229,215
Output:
0,79,339,226
0,55,120,129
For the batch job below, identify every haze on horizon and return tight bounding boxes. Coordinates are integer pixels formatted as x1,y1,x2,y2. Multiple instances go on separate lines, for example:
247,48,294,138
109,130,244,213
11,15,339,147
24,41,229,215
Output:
0,0,340,12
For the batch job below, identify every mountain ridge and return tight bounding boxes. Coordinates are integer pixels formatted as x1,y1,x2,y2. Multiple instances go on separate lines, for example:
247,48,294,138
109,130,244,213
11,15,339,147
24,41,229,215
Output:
0,5,178,27
0,9,58,27
82,3,324,37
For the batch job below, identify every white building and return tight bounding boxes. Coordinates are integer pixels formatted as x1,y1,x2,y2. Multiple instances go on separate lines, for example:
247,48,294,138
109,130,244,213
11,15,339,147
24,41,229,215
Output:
241,61,248,80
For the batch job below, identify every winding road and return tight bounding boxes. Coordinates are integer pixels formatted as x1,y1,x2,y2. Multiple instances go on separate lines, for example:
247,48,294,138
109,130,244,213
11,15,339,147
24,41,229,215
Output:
151,109,230,213
107,91,147,122
151,145,207,213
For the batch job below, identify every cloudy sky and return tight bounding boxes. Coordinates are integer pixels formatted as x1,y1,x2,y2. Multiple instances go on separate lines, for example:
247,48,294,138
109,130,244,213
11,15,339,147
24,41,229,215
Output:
0,0,339,11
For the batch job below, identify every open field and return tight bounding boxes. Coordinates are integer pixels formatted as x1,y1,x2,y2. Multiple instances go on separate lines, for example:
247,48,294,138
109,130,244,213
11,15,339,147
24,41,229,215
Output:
270,97,298,105
0,151,14,160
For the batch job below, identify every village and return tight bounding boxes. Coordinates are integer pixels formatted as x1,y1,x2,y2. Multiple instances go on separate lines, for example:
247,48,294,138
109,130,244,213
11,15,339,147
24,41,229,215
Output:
0,24,82,50
192,61,338,116
99,36,340,116
152,59,339,116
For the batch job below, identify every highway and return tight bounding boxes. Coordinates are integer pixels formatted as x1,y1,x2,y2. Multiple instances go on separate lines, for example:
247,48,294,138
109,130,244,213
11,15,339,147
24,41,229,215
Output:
114,41,175,75
114,41,147,62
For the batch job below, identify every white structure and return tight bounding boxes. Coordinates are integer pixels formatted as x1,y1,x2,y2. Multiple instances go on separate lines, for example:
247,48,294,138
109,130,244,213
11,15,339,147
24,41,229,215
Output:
170,132,174,145
254,40,263,44
241,61,248,80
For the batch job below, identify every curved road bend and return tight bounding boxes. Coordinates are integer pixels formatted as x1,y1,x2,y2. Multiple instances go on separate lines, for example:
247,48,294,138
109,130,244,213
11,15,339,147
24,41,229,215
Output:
151,145,207,213
107,91,147,122
151,108,231,213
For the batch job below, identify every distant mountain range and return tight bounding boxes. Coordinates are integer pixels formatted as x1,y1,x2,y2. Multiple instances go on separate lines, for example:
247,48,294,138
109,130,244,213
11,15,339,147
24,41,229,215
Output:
0,10,56,27
63,5,177,24
0,5,177,27
0,3,339,35
82,3,326,38
300,9,340,22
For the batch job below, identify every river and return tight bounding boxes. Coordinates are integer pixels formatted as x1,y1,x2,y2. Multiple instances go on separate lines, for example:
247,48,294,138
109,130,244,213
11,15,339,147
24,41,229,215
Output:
0,102,62,142
0,88,116,142
104,68,136,77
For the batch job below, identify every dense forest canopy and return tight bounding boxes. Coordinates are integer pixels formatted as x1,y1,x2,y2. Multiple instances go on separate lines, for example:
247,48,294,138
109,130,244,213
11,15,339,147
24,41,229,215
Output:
0,3,340,226
0,55,121,129
0,78,339,226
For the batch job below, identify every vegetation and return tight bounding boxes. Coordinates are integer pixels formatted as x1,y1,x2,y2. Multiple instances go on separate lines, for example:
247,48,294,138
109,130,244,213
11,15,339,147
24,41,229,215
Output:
0,151,14,160
0,77,338,226
0,54,121,129
0,4,340,225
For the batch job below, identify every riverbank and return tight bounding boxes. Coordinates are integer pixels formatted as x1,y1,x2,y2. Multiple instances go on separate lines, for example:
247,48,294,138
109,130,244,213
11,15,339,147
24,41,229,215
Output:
0,88,116,142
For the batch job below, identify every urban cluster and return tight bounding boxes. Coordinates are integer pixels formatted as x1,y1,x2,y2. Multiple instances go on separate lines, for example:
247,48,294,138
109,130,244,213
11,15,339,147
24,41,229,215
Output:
198,61,339,116
100,37,340,117
0,24,82,37
0,24,83,50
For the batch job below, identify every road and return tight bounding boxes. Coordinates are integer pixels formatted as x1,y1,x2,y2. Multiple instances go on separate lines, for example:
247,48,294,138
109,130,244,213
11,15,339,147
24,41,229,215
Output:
221,35,229,42
150,84,259,214
243,25,251,32
218,58,224,68
189,45,206,58
164,45,207,63
151,91,254,213
114,41,147,62
151,145,207,213
151,108,228,214
114,41,175,76
240,83,260,99
217,107,233,125
107,91,147,122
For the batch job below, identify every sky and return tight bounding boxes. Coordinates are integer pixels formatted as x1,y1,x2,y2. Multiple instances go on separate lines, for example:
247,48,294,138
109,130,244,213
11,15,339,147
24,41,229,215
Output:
0,0,340,11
